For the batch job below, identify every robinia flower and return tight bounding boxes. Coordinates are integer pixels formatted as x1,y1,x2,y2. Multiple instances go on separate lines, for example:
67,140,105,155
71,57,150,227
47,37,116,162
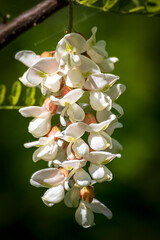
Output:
50,88,85,126
16,26,126,228
87,26,118,72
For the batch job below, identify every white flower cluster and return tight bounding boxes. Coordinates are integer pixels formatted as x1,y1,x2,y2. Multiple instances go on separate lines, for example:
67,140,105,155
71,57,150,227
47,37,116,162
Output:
16,27,126,228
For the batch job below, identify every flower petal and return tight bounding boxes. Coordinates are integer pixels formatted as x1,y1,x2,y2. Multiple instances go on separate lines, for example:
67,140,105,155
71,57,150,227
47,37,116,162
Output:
86,114,116,132
62,88,84,104
84,73,119,91
67,103,85,123
64,187,80,208
74,168,91,187
64,33,87,53
19,70,37,87
19,106,49,118
96,109,113,122
86,151,120,164
44,74,61,92
30,57,59,74
77,55,100,74
109,138,123,154
59,159,86,170
112,102,124,116
50,96,61,106
66,68,85,88
106,121,123,136
87,198,112,219
42,185,65,207
15,50,39,67
33,142,58,162
28,115,51,138
72,138,89,158
30,168,65,188
75,201,95,228
64,122,87,139
99,57,118,72
89,164,112,182
90,91,112,111
88,132,111,151
107,84,126,101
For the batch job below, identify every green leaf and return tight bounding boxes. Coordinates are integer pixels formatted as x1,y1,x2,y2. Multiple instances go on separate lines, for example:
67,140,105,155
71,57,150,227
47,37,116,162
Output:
39,95,46,106
25,87,36,106
147,0,160,13
75,0,160,15
8,81,22,106
0,84,6,104
103,0,119,10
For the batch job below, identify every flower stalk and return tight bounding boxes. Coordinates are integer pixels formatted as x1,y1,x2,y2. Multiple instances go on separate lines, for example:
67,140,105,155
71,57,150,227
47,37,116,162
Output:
67,0,74,34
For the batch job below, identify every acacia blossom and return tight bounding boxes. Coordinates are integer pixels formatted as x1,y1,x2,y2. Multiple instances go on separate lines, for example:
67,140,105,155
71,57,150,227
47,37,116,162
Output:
16,27,126,228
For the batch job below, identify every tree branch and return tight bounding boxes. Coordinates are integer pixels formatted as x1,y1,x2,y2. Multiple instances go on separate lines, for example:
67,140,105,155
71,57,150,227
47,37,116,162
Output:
0,0,68,50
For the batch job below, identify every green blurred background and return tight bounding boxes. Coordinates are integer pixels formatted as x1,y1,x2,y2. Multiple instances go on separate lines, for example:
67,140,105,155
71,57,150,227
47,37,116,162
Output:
0,0,160,239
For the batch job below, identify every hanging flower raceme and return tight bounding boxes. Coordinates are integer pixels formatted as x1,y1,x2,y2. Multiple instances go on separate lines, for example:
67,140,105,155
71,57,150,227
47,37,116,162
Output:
16,26,126,228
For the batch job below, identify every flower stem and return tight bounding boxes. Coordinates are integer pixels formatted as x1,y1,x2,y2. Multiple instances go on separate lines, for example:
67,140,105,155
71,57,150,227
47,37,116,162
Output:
66,0,73,34
0,105,23,110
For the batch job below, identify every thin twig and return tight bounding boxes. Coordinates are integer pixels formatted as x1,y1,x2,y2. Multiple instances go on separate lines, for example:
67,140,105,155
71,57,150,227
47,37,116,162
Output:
0,0,68,50
66,0,73,33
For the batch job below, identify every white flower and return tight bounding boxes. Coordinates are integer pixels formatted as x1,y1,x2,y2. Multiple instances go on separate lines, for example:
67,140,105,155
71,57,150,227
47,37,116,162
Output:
84,72,119,111
88,163,112,182
85,151,121,165
53,158,87,170
86,114,116,150
15,50,40,68
26,57,63,95
65,54,101,89
30,168,66,207
64,186,80,208
57,122,89,160
90,83,126,112
56,33,86,67
99,57,119,73
19,106,52,138
87,26,118,72
15,50,40,87
75,199,112,228
50,89,85,126
24,126,61,162
73,168,91,187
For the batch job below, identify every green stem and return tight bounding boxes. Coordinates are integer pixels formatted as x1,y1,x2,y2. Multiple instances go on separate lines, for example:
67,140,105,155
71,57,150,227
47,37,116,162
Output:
66,0,73,33
0,106,23,110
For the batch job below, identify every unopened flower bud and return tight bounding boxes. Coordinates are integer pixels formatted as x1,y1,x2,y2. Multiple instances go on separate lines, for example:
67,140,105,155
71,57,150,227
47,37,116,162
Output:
80,185,94,203
40,51,56,58
62,86,73,97
43,97,58,114
84,113,97,125
46,125,61,139
58,167,69,178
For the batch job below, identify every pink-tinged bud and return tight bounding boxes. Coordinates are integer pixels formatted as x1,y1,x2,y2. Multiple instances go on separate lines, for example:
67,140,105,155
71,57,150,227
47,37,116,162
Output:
84,113,97,125
58,167,69,178
40,51,56,58
42,98,58,114
62,86,72,97
80,186,94,203
46,125,61,139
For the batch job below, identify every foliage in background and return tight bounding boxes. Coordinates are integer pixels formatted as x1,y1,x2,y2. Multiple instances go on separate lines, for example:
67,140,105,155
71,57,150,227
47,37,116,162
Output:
75,0,160,15
0,0,160,110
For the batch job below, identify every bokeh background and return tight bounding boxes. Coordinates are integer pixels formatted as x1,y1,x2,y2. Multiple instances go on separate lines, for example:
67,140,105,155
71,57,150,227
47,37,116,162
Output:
0,0,160,239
